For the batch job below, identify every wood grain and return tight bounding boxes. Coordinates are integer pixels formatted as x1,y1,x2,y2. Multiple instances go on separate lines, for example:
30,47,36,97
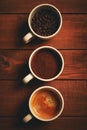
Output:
0,117,87,130
0,0,87,13
0,50,87,79
0,80,87,116
0,14,87,49
0,0,87,129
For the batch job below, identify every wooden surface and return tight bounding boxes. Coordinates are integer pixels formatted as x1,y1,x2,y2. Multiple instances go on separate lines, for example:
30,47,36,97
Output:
0,0,87,130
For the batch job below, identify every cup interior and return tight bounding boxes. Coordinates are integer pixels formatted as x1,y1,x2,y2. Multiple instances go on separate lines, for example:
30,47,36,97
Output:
29,86,64,121
29,46,64,82
28,4,62,38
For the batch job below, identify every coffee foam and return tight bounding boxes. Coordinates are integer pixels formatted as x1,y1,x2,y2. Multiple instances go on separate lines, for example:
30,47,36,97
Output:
31,89,61,119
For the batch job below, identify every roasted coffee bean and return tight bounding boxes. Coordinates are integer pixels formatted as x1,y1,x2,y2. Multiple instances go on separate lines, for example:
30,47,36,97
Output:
31,9,60,36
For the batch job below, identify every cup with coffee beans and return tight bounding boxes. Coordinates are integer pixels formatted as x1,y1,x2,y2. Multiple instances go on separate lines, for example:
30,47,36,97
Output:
23,4,62,44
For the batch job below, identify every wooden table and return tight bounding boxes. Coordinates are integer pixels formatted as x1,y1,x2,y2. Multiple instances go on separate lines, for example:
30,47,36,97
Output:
0,0,87,130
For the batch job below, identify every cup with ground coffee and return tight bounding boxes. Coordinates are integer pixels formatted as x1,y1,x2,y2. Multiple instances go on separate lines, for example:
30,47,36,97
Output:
23,4,62,44
23,86,64,122
23,46,64,83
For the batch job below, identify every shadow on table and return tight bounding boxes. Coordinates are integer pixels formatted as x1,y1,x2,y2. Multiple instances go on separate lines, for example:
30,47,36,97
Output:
14,97,46,129
16,62,44,89
16,20,45,47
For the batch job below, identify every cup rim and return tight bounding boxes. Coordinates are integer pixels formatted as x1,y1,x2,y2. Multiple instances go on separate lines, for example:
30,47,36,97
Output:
29,46,64,82
28,3,62,39
29,86,64,121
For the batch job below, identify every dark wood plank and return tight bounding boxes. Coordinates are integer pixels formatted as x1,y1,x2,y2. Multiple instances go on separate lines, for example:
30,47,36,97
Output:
0,0,86,129
0,117,87,130
0,14,87,49
0,80,87,116
0,0,87,13
0,50,87,79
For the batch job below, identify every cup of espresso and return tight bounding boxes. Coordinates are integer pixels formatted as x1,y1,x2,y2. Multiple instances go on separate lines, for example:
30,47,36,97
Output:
23,86,64,122
23,46,64,84
23,4,62,44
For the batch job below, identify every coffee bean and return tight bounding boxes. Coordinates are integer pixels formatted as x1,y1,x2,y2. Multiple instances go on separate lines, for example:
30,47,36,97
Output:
31,9,60,36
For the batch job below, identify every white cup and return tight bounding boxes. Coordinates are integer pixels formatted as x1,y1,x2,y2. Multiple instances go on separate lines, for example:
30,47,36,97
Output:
23,4,62,44
22,46,64,84
23,86,64,122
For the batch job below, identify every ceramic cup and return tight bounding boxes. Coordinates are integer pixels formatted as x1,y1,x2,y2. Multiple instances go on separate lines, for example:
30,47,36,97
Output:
22,46,64,84
23,4,62,44
23,86,64,122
